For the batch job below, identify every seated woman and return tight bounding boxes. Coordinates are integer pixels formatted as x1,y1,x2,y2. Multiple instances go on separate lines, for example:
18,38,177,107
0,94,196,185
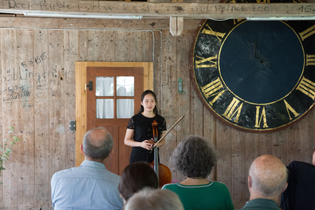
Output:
118,162,158,204
162,135,234,210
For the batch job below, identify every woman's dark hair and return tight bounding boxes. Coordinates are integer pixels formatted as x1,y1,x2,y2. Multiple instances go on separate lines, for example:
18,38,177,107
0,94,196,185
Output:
138,90,158,115
171,135,217,178
118,162,158,202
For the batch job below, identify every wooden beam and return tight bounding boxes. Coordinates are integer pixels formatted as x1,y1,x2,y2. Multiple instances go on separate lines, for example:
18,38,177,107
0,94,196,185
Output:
0,2,314,19
170,16,183,36
0,17,202,30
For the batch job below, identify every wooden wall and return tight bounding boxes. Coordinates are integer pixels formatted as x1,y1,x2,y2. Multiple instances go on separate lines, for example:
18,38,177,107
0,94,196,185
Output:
0,25,314,209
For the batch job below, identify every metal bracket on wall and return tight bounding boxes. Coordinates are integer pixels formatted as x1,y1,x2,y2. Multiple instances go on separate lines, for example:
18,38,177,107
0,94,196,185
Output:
85,81,93,91
69,121,76,131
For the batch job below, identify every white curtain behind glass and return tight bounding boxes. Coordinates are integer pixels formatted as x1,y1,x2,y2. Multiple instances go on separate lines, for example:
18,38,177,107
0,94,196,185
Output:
96,77,114,119
96,77,134,119
117,87,134,118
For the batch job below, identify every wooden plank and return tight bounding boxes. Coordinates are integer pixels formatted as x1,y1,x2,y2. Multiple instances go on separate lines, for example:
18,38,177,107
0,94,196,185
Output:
0,18,200,30
216,121,232,186
78,31,88,61
16,29,35,208
231,130,247,208
287,123,300,164
48,30,66,176
1,28,19,209
129,31,141,62
64,30,78,169
0,27,3,210
96,30,106,62
305,109,315,163
115,31,130,62
102,31,116,61
176,30,193,182
271,130,287,164
170,17,184,36
1,2,314,18
33,29,50,208
75,62,86,167
87,30,97,61
159,31,178,179
300,113,312,163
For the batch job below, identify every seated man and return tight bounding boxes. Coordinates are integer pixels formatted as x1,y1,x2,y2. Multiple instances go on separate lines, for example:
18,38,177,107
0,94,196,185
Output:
280,146,315,210
51,127,123,210
240,155,288,210
124,188,184,210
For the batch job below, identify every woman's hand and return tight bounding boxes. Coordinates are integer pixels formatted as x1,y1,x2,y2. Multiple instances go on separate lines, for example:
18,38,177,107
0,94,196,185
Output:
141,139,155,150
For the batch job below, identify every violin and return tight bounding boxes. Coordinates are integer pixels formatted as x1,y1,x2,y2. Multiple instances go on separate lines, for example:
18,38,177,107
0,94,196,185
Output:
149,119,172,188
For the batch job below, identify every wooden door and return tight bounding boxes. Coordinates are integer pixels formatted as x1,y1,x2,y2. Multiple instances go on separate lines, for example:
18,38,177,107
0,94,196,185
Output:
86,67,143,175
75,62,153,172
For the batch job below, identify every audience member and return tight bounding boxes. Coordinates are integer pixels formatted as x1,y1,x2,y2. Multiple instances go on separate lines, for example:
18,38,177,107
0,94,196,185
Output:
240,155,288,210
51,127,123,210
162,135,234,210
124,188,184,210
118,162,158,203
280,146,315,210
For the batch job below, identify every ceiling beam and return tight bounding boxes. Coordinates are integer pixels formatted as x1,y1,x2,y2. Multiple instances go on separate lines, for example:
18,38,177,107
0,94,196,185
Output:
0,17,203,30
0,1,314,19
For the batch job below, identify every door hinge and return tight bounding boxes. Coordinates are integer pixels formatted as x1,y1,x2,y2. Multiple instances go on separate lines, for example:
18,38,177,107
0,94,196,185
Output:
85,81,93,91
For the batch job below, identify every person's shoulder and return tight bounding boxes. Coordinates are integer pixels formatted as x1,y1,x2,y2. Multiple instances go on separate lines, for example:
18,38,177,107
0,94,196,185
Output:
52,166,80,179
105,170,121,182
131,113,142,120
212,181,230,191
288,160,314,169
162,183,177,190
156,114,165,120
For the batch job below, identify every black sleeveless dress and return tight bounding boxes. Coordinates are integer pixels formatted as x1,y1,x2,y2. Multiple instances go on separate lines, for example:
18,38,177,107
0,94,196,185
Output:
127,113,166,164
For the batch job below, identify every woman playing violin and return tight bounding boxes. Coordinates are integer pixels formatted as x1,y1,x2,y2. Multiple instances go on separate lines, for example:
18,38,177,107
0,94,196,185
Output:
124,90,167,164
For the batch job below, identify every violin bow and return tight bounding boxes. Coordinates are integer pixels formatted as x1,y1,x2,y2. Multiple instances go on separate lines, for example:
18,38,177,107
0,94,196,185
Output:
152,115,185,149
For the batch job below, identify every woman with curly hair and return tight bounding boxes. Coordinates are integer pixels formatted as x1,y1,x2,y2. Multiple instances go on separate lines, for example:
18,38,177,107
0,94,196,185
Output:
162,135,234,210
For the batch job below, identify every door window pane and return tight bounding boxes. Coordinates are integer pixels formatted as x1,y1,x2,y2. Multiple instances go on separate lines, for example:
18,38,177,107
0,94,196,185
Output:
117,99,134,118
117,77,134,96
96,99,114,119
96,77,114,96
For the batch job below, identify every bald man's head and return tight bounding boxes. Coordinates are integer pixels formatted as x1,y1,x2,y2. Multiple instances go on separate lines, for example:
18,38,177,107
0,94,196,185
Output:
249,155,288,197
83,127,113,161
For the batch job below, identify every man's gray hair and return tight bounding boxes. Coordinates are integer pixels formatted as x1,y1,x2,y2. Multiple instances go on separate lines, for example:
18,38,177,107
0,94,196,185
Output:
83,127,113,160
249,155,288,197
124,188,184,210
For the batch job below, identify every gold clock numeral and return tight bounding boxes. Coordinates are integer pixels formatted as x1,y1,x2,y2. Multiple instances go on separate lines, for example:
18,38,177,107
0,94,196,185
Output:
222,97,243,123
306,54,315,66
296,76,315,100
283,100,300,120
233,19,243,25
299,25,315,41
201,78,226,105
201,24,226,42
254,106,268,128
195,55,218,68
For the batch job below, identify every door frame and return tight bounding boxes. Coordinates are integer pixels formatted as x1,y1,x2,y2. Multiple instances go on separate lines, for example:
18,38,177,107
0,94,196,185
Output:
75,62,153,166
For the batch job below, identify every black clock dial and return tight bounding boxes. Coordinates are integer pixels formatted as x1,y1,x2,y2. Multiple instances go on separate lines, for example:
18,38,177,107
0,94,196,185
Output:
220,21,304,104
192,19,315,132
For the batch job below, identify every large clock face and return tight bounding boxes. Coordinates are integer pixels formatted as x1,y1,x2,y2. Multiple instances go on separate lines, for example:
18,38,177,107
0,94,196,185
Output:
192,19,315,132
